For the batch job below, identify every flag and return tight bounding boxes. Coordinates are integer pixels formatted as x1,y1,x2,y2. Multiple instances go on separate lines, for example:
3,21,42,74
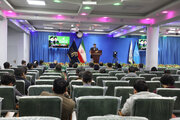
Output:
67,40,79,64
78,39,87,63
128,41,133,64
133,41,140,64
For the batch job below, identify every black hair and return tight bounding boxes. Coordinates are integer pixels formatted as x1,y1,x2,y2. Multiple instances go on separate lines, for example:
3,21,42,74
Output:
160,75,175,86
69,63,73,67
33,63,37,68
27,63,33,70
55,64,62,71
128,66,136,72
73,63,78,68
99,62,103,66
78,71,84,78
53,78,68,94
139,63,144,68
76,67,85,75
151,67,157,71
99,68,106,73
1,74,15,85
39,60,44,65
3,62,10,69
107,63,112,68
89,62,94,68
21,60,26,65
50,36,54,39
94,64,100,70
21,66,27,74
83,71,92,84
134,80,148,92
14,68,24,77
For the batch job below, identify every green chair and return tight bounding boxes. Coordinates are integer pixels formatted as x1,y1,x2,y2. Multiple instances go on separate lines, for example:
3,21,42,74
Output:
124,77,145,86
135,71,145,76
158,67,166,71
171,118,180,120
92,73,109,82
26,75,33,84
15,80,25,95
68,76,78,82
26,72,37,84
85,68,94,72
144,70,150,73
149,71,164,77
109,71,124,76
115,73,126,80
114,86,134,109
87,115,148,120
146,81,161,92
0,69,14,75
171,74,180,81
76,96,121,120
0,72,9,79
0,86,16,112
27,70,39,78
19,96,62,118
131,97,175,120
0,116,60,120
177,70,180,75
40,76,61,79
33,68,43,76
72,86,106,100
139,74,157,81
45,70,54,72
96,76,118,86
66,68,76,73
106,69,115,73
151,77,161,81
175,81,180,88
36,80,54,85
28,85,53,96
43,73,61,76
103,81,129,96
157,88,180,114
166,69,178,74
67,73,77,77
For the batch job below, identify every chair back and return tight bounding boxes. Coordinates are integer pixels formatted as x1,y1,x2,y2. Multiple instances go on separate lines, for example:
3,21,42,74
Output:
124,77,145,86
96,76,118,86
28,85,53,96
39,76,61,79
35,80,54,85
15,80,25,95
146,81,160,92
92,73,109,82
139,74,157,81
115,73,126,80
109,71,124,76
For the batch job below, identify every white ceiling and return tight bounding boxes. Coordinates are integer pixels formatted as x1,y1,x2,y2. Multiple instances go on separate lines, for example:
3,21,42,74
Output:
1,0,180,36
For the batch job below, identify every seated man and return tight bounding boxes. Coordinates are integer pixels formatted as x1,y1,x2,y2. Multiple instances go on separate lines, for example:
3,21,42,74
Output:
106,63,113,70
3,62,10,69
76,67,85,80
14,68,31,95
53,64,66,79
160,75,175,88
120,80,161,116
82,71,92,86
121,66,137,80
40,78,75,120
21,60,26,66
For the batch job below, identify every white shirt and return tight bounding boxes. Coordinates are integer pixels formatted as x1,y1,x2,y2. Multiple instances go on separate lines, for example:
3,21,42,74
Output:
121,91,161,116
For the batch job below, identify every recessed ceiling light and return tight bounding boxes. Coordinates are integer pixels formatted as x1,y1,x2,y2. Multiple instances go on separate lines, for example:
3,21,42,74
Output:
162,11,168,14
94,29,104,31
83,6,91,10
44,27,54,29
54,0,61,3
81,13,87,16
82,1,97,5
113,2,122,6
27,0,46,5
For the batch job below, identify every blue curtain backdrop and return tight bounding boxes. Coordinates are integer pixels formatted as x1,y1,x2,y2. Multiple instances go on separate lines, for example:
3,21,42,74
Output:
30,32,180,65
30,32,138,63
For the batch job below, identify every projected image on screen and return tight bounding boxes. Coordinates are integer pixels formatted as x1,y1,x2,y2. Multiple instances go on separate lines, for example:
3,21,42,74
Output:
138,39,147,50
48,35,70,48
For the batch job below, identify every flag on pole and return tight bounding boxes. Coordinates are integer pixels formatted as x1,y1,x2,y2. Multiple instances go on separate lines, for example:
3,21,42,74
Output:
67,40,79,64
128,41,133,64
133,41,140,64
78,39,87,63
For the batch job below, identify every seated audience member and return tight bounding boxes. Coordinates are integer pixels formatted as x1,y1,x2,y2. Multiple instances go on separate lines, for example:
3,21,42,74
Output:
27,63,33,70
121,66,137,80
139,63,144,72
1,74,22,97
113,63,122,71
21,60,26,66
99,68,106,73
106,63,113,70
99,62,103,66
68,63,73,67
164,70,171,75
151,66,157,71
89,62,94,68
3,62,10,69
14,68,31,94
33,63,38,68
76,67,85,79
82,71,92,86
39,60,47,71
54,64,65,79
40,78,75,120
160,75,175,88
120,80,161,116
50,60,58,68
94,64,100,70
72,63,78,68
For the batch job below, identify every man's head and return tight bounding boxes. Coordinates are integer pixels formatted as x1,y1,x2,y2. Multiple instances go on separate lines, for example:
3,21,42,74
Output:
83,71,92,84
128,66,136,73
151,67,157,71
27,63,33,69
53,78,68,94
93,44,96,48
133,80,148,93
73,63,78,68
69,63,73,67
14,68,24,77
160,75,175,88
94,64,100,70
107,63,112,68
99,68,106,73
89,62,94,68
55,64,62,72
76,67,85,76
3,62,10,69
99,62,103,66
139,63,144,69
1,74,15,86
21,60,26,66
39,60,44,65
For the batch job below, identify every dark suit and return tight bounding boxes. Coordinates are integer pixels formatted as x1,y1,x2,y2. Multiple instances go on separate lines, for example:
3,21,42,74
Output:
90,47,98,58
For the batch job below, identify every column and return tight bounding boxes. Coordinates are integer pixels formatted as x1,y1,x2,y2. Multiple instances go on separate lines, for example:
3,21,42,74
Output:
146,26,159,70
0,18,7,69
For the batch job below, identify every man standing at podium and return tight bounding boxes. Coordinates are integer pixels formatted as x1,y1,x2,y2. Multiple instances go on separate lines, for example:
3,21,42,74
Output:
90,44,98,61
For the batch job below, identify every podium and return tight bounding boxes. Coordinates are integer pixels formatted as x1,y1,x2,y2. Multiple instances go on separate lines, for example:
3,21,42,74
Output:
91,50,102,63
